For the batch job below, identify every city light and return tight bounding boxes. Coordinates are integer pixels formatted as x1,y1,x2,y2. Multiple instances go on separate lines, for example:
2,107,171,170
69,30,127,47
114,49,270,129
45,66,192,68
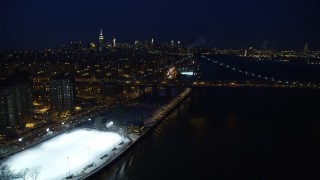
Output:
25,123,35,128
181,72,194,76
0,2,319,179
106,121,114,128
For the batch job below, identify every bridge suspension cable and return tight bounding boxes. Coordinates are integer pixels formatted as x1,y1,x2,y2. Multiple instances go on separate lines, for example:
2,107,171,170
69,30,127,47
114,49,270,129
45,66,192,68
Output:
202,56,320,89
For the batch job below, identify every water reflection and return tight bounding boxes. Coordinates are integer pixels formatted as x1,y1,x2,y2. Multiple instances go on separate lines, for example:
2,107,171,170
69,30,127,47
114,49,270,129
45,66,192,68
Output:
93,88,320,179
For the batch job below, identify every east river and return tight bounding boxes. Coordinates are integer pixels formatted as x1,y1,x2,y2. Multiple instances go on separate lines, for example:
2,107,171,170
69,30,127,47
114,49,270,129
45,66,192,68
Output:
93,55,320,179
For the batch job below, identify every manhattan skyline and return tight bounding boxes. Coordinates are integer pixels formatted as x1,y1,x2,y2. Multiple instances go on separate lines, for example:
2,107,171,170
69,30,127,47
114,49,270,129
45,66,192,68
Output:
1,1,320,180
1,0,320,50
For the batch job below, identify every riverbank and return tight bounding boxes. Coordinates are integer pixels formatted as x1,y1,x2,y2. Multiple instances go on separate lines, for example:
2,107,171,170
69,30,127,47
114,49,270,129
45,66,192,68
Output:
81,88,192,180
0,88,192,180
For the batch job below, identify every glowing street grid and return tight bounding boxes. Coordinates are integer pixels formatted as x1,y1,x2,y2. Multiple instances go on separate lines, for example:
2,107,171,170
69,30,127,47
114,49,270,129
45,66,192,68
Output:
3,128,123,179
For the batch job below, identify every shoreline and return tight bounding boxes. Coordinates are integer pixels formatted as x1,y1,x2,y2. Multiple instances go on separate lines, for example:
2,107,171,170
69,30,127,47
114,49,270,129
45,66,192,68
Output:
0,88,192,180
80,88,192,180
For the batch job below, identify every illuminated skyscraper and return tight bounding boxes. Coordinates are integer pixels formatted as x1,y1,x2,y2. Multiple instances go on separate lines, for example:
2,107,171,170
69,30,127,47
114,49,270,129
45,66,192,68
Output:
244,50,248,57
112,36,116,47
50,74,74,119
134,41,140,46
99,29,104,49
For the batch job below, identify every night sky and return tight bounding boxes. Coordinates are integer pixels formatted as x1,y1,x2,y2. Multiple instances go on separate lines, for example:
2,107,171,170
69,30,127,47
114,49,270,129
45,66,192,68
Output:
1,0,319,50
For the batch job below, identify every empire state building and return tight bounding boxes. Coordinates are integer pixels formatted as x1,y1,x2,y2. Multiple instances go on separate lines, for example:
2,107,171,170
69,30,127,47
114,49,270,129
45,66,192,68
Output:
99,29,104,49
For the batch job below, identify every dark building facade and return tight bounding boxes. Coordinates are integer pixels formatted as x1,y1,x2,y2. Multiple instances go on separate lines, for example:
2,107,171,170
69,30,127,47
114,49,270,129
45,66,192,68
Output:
13,82,33,125
50,74,75,119
0,86,16,137
0,80,33,137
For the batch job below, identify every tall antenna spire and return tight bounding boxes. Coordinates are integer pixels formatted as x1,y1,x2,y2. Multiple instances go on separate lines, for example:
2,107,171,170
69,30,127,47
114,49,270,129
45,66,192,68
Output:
99,28,104,49
99,29,104,40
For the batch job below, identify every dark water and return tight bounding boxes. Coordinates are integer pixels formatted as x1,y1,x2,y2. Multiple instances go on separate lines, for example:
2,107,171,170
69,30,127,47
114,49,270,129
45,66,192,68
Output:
93,56,320,179
201,55,320,82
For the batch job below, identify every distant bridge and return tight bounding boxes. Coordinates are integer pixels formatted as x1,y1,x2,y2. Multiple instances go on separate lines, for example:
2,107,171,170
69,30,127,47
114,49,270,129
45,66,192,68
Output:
76,79,320,90
75,54,320,97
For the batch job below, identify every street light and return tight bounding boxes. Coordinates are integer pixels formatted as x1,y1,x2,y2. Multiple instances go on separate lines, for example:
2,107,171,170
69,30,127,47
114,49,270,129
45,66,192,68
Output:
46,128,49,132
87,147,90,165
67,156,70,176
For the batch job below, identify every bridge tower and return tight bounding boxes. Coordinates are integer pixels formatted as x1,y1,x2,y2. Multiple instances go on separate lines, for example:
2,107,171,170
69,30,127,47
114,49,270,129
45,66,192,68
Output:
192,51,202,80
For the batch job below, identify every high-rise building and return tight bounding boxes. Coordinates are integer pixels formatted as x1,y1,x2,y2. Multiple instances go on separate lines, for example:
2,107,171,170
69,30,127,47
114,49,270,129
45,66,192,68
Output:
244,49,248,57
112,36,116,47
88,42,96,50
70,41,82,51
171,40,174,46
99,29,104,49
134,41,140,46
302,44,310,57
304,43,309,53
247,47,255,56
0,86,16,137
50,74,74,119
0,77,33,137
12,82,33,125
